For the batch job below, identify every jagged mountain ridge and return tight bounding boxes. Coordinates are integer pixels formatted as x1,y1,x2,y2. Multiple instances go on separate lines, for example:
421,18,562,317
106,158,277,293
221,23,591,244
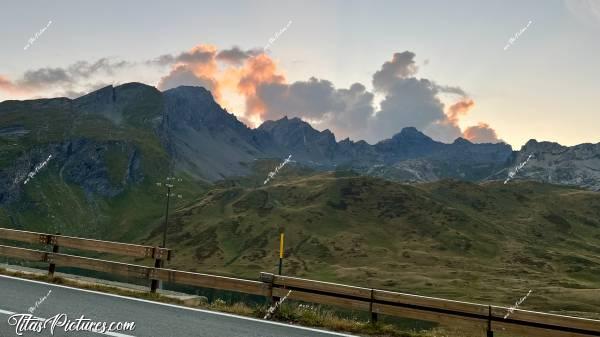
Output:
157,84,515,182
1,82,599,193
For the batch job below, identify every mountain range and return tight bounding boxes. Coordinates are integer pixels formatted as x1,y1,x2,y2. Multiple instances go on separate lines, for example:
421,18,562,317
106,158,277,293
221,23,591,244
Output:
2,82,599,216
1,82,600,316
5,83,599,188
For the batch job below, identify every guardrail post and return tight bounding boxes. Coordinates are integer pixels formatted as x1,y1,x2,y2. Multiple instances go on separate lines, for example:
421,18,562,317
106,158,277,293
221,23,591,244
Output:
150,247,163,293
487,305,494,337
47,233,60,278
260,272,275,304
370,289,378,324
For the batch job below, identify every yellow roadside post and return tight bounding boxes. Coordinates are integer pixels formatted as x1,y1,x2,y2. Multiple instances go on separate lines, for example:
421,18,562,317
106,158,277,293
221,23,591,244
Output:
278,233,284,275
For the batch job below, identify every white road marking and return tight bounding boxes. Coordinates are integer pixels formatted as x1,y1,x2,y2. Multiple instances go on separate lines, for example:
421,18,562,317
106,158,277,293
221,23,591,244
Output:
0,274,356,336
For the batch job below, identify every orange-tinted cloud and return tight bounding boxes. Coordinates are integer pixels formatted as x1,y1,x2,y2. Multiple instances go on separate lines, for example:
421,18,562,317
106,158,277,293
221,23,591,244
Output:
423,98,475,143
155,45,285,124
236,54,286,122
157,44,223,100
463,122,501,143
442,99,500,143
446,99,474,124
0,75,24,94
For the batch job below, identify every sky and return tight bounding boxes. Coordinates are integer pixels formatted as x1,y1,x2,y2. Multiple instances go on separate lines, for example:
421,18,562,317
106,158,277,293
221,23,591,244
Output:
1,0,599,148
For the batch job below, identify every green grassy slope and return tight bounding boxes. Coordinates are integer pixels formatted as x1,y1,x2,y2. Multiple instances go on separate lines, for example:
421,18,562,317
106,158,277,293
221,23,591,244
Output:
141,170,600,317
0,90,209,241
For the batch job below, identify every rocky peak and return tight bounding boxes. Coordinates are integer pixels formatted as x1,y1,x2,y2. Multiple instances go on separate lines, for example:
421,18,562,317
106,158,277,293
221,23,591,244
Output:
391,127,434,143
163,85,247,133
258,116,336,146
73,83,162,125
452,137,472,145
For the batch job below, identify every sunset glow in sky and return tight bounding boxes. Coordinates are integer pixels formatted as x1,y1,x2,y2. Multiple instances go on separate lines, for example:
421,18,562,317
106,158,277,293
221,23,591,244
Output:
1,0,599,148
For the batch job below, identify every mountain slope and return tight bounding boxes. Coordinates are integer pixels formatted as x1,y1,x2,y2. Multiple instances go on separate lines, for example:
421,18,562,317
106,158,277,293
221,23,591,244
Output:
143,173,600,316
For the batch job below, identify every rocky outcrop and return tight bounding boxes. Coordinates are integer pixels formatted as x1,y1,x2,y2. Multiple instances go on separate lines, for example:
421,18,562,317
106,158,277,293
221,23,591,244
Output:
491,140,600,191
0,139,144,205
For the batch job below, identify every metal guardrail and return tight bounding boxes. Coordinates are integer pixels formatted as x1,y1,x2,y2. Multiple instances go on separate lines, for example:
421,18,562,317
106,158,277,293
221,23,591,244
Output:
1,228,599,336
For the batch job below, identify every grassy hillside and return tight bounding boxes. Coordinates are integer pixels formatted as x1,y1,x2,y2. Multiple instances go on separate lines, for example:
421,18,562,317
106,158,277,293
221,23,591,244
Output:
0,91,209,241
141,169,600,318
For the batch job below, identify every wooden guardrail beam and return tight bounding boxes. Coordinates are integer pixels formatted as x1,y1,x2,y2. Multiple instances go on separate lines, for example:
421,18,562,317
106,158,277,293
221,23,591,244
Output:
373,289,490,316
267,273,372,299
155,269,270,296
0,228,48,245
48,253,151,279
0,228,170,261
0,244,47,262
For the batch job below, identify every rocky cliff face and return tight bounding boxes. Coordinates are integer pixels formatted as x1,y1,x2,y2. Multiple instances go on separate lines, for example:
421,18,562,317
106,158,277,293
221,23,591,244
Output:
491,140,600,191
1,138,143,206
161,86,266,180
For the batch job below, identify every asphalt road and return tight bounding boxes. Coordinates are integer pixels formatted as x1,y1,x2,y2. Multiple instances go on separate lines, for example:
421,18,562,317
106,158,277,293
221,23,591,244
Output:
0,275,355,337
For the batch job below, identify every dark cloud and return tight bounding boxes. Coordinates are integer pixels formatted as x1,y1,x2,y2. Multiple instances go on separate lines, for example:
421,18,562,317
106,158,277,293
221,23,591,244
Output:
147,54,177,66
249,50,494,143
368,51,462,142
363,51,484,143
67,58,130,78
328,83,375,135
149,45,260,68
7,58,130,91
372,51,418,93
150,47,216,66
216,47,262,65
433,83,467,97
176,48,215,64
255,78,374,140
240,44,500,144
258,78,338,119
370,78,446,140
18,68,71,88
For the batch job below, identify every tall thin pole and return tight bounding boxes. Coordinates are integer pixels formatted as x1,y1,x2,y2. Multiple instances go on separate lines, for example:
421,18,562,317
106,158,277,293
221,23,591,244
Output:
162,185,171,249
152,180,174,292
